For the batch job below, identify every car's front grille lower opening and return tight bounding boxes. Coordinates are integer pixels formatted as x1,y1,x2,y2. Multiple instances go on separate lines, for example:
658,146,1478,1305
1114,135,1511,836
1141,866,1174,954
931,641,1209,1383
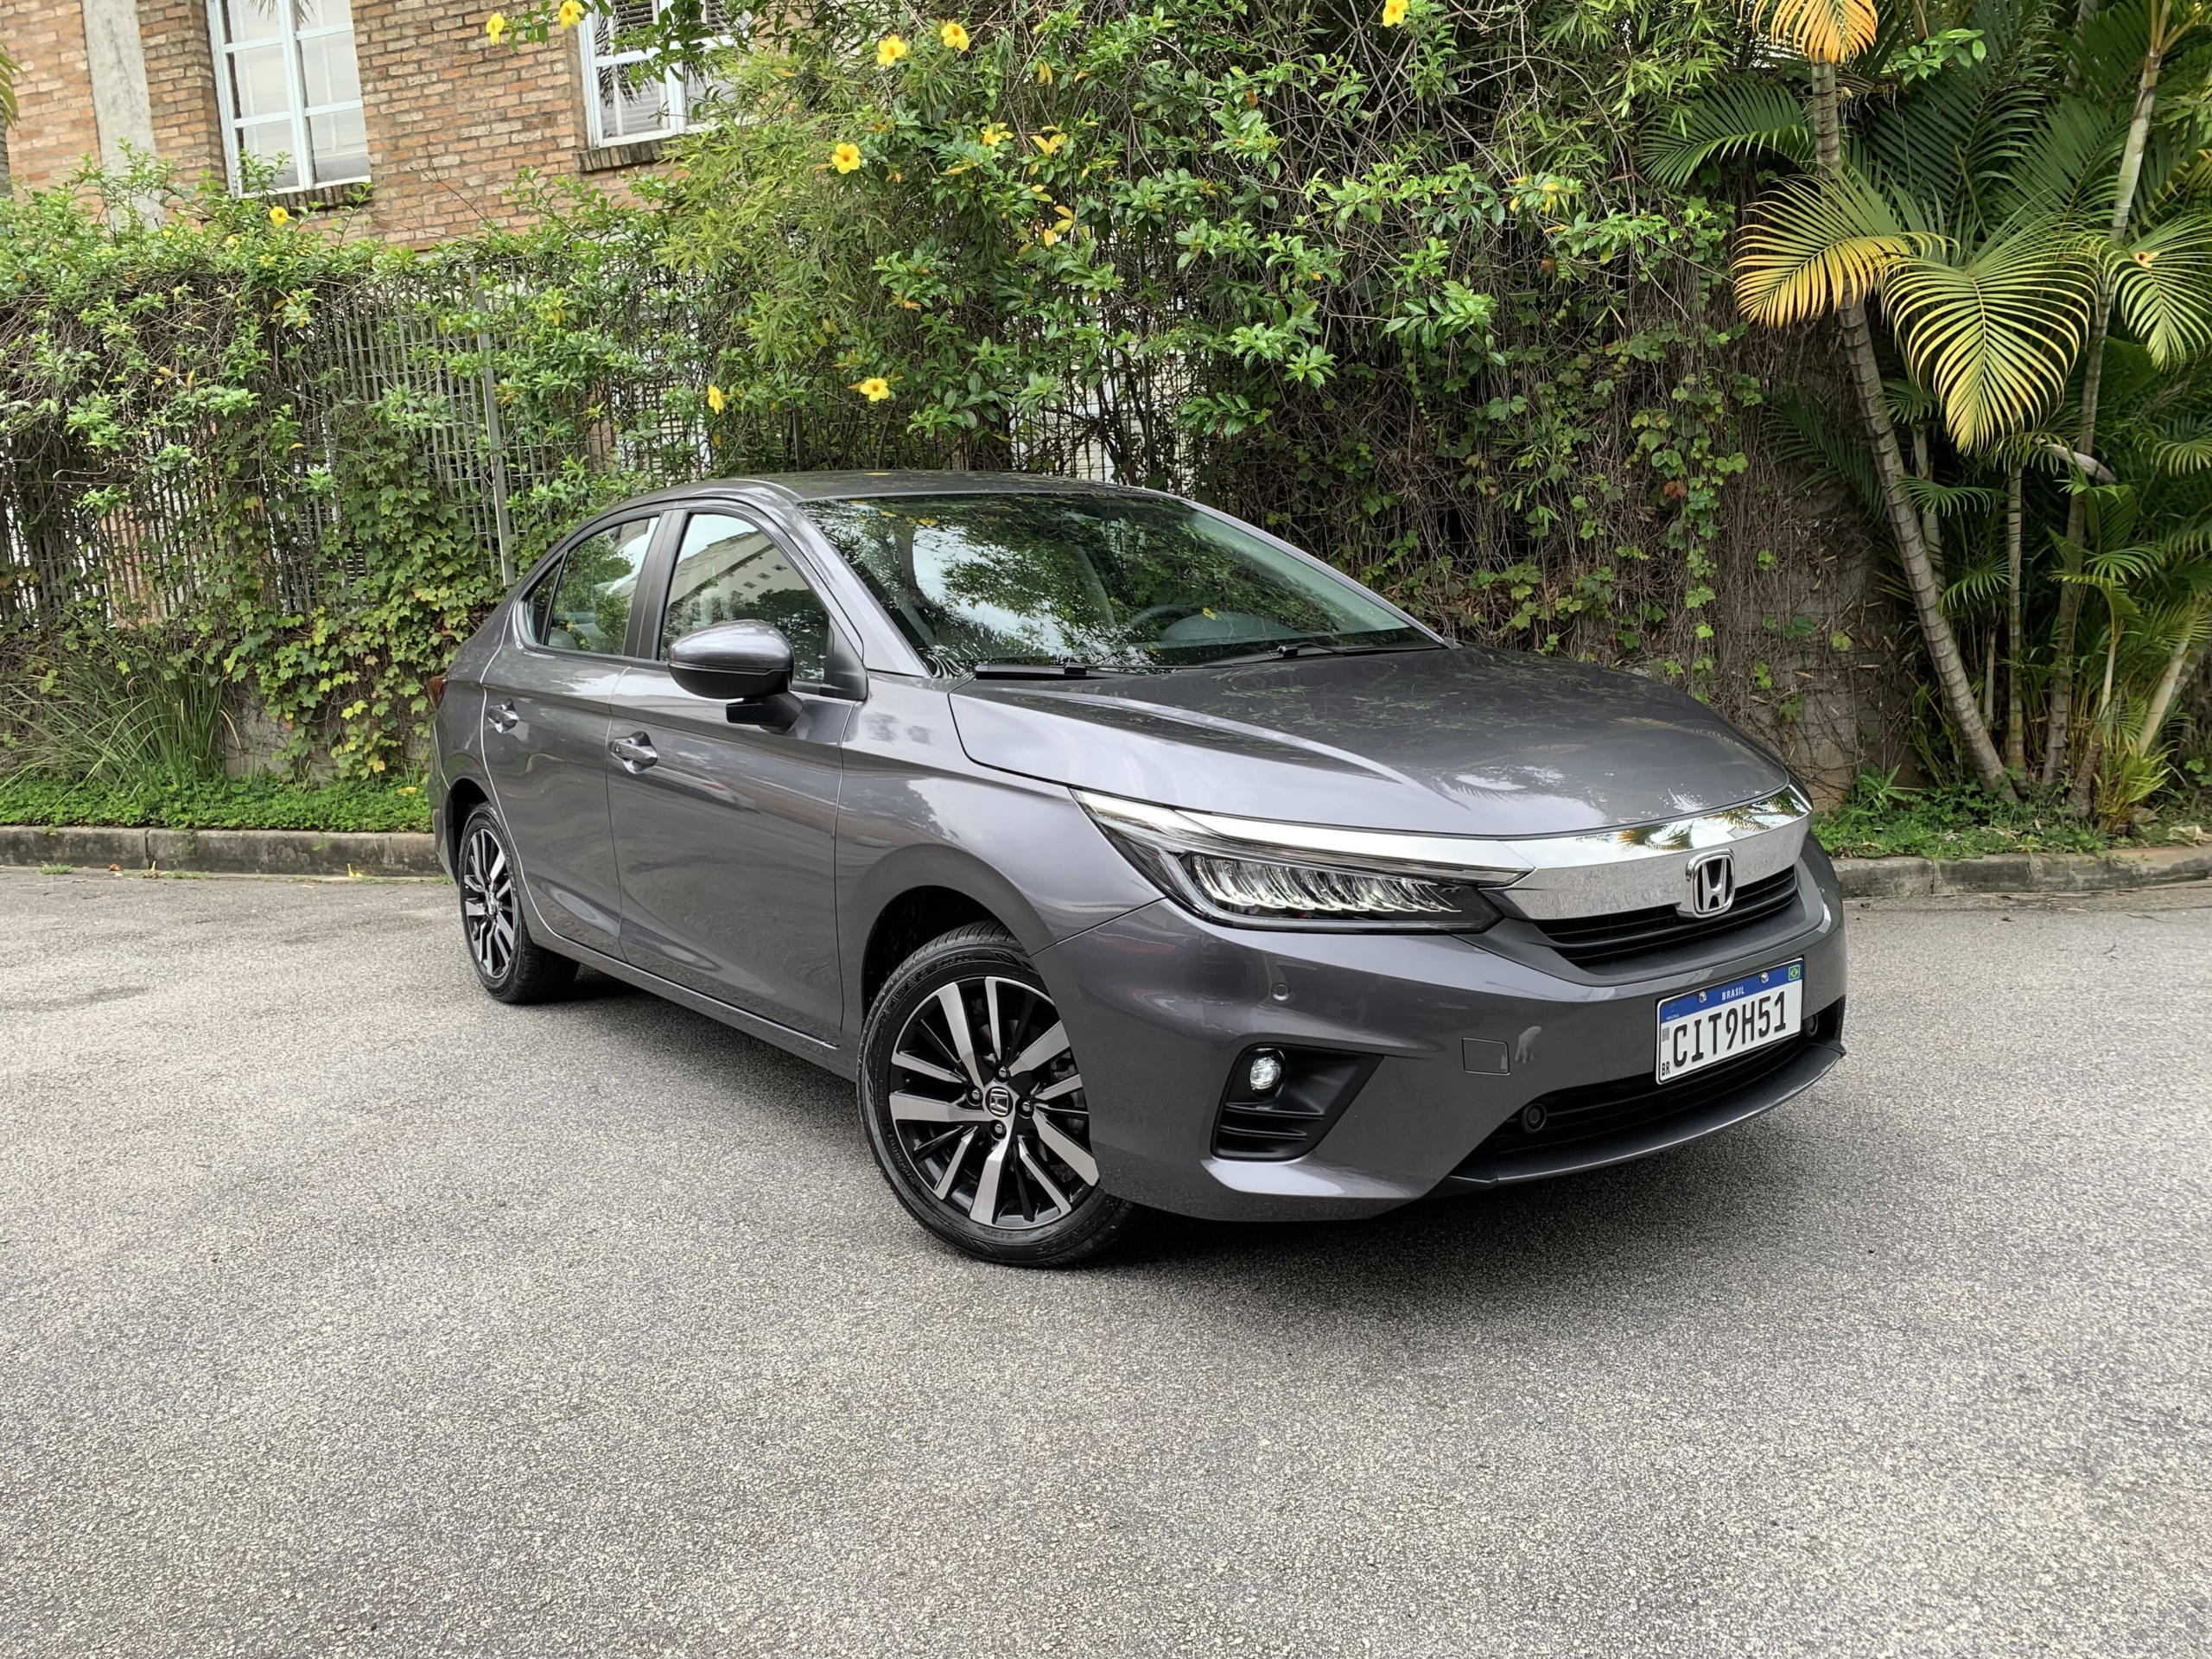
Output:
1458,999,1844,1171
1532,866,1802,969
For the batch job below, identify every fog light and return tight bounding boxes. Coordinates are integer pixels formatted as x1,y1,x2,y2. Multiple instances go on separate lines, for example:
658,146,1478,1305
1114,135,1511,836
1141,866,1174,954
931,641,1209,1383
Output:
1246,1049,1286,1096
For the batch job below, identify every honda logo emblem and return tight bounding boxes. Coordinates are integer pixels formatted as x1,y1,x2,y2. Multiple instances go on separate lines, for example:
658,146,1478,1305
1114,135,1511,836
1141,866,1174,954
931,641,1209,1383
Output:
1686,852,1736,917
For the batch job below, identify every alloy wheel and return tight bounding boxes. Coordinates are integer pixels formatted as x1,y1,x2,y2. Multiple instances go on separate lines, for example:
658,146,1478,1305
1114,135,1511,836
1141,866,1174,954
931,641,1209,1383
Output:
887,976,1097,1231
461,823,518,982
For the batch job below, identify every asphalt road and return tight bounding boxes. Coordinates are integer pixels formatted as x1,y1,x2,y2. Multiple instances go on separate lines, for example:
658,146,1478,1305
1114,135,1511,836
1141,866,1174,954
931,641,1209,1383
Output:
1,870,2208,1658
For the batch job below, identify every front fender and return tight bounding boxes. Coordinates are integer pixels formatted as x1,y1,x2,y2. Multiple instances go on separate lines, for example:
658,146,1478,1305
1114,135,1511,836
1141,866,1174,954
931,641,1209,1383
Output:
833,678,1160,1039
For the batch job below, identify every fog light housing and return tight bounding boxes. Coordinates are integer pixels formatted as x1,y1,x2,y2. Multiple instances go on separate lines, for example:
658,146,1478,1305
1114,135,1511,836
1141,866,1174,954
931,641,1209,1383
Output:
1246,1049,1286,1096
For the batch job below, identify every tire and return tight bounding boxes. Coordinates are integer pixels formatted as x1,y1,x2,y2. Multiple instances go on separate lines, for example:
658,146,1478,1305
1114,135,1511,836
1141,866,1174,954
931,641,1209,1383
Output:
861,923,1136,1267
456,804,578,1005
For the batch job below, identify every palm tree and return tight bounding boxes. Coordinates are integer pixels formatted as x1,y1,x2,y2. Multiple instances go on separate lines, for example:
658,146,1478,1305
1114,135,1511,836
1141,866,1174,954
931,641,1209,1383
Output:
1652,0,2212,797
2042,0,2207,787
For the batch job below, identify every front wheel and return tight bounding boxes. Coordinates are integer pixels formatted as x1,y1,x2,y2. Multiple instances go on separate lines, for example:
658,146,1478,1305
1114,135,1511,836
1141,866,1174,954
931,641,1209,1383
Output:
860,924,1135,1267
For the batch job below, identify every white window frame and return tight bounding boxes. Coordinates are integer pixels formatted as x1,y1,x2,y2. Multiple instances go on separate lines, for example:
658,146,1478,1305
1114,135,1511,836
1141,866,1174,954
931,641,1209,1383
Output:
207,0,370,194
580,2,733,149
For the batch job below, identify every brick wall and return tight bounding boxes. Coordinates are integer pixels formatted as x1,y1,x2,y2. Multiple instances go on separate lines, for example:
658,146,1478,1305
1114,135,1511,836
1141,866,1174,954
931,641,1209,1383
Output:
3,0,668,239
137,0,226,192
352,0,599,245
0,0,105,195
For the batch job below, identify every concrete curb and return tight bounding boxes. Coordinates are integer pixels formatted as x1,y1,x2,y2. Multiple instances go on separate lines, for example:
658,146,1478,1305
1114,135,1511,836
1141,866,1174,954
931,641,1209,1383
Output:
0,823,442,879
1834,843,2212,899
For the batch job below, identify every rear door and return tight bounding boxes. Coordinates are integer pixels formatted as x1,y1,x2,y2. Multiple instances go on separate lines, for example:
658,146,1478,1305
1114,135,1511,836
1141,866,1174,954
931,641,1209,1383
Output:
606,508,855,1039
480,513,663,957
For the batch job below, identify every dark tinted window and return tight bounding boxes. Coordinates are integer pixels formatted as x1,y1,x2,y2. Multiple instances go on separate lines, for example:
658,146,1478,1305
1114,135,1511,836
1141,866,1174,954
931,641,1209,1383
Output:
659,513,830,683
537,517,658,654
800,492,1423,673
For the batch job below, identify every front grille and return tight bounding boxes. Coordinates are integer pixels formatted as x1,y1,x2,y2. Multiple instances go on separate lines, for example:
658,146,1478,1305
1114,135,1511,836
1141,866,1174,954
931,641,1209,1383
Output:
1457,999,1844,1171
1533,866,1802,969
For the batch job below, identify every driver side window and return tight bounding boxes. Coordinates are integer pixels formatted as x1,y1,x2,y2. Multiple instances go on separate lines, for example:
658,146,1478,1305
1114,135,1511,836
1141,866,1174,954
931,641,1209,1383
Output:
659,513,831,683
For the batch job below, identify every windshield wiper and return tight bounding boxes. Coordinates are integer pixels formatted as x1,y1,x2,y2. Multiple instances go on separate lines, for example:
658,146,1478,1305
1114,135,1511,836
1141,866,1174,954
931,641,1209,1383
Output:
969,661,1125,680
1193,639,1441,668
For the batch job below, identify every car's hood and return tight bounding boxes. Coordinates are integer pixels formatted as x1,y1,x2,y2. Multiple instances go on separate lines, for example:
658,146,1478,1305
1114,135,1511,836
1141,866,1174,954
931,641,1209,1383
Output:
948,646,1792,836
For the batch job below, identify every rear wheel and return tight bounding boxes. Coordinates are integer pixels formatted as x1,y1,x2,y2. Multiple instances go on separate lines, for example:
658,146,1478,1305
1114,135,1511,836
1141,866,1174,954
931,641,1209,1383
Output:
861,924,1135,1267
457,804,577,1004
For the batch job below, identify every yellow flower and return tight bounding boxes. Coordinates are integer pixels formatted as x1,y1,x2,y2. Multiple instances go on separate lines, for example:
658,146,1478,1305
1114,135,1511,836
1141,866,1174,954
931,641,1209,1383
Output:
484,10,507,41
979,122,1010,147
1032,128,1067,156
831,141,863,174
557,0,582,26
707,384,727,413
1035,60,1054,84
939,20,969,50
268,205,290,226
876,33,910,66
2135,248,2160,267
1381,0,1408,22
853,377,893,403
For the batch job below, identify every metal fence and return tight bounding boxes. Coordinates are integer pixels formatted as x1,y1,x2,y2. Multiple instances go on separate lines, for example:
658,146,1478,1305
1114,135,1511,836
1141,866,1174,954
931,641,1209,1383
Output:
0,254,1173,642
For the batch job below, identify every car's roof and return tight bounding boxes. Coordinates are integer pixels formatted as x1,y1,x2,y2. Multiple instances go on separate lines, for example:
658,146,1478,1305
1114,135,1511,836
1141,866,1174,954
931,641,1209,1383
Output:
616,470,1156,512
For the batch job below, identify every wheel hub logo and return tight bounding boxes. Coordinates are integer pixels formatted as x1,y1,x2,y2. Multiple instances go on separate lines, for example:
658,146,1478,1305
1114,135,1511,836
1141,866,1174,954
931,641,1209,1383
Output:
1687,852,1736,917
983,1082,1018,1118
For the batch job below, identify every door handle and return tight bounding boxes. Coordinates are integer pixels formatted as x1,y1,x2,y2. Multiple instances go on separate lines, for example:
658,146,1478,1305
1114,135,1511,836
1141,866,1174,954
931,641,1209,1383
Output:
610,732,658,772
486,700,519,733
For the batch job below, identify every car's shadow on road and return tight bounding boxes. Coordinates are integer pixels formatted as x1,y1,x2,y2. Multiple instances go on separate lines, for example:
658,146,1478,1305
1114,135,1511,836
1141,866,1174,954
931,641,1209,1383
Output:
1102,1125,1824,1320
556,963,1836,1319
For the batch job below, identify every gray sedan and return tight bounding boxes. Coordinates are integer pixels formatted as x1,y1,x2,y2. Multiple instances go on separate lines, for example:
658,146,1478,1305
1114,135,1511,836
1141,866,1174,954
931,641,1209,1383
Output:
429,473,1846,1265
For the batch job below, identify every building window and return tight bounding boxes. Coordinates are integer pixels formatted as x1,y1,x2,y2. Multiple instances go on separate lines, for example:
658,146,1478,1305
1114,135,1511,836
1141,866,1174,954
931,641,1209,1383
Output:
581,0,731,147
208,0,369,192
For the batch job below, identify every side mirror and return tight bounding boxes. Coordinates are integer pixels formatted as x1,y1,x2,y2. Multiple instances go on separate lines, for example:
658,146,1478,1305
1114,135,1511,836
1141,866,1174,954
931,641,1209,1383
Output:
668,620,794,702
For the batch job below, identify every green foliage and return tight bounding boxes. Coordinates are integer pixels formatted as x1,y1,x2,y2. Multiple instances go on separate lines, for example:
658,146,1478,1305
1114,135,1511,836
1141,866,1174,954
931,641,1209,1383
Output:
649,0,1787,678
0,770,431,832
1813,772,2113,858
0,161,688,780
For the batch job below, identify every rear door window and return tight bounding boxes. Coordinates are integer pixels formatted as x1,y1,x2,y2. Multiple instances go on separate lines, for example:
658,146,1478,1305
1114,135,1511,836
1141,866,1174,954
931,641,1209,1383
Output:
534,517,659,655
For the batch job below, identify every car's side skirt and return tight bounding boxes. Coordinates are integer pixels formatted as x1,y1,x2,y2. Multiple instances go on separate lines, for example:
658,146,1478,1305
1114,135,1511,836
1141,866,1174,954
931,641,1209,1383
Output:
542,932,856,1081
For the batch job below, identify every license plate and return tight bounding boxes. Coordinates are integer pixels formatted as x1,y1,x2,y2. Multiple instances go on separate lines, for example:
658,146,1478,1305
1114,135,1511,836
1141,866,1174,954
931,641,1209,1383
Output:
1656,961,1803,1083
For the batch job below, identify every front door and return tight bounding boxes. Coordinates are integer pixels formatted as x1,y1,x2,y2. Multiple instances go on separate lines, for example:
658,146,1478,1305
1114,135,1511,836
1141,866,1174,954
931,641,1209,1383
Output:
480,513,661,956
607,510,850,1039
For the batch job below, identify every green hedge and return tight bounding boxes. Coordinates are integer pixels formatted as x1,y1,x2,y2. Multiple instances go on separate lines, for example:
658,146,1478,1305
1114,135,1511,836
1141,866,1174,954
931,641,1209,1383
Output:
0,772,431,833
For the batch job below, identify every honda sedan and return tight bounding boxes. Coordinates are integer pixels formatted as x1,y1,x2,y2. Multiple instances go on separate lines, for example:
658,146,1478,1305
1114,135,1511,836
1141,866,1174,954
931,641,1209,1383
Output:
429,474,1846,1264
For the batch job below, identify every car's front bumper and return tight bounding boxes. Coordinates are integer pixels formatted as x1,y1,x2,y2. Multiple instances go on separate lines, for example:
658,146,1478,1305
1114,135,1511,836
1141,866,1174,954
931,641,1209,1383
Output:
1035,855,1847,1222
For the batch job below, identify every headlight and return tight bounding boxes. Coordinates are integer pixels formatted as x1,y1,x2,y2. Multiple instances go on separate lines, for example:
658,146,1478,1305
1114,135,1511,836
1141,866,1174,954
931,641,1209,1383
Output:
1077,790,1516,931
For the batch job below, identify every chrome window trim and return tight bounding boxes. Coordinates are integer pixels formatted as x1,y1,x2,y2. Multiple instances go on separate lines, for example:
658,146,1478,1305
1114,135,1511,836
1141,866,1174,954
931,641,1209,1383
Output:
1075,786,1813,923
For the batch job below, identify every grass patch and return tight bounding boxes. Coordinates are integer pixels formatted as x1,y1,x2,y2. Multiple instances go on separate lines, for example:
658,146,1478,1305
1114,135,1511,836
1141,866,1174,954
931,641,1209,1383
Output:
0,772,432,833
1813,776,2120,861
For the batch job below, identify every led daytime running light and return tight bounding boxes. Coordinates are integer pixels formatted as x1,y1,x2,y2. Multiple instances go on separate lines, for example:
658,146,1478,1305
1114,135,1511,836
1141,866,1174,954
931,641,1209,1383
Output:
1186,853,1455,918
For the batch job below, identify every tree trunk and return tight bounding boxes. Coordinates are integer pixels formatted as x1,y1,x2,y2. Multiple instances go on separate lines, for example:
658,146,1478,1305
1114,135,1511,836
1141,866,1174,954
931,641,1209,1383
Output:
2005,465,2028,774
2133,607,2202,750
1808,62,2014,795
2043,20,2167,789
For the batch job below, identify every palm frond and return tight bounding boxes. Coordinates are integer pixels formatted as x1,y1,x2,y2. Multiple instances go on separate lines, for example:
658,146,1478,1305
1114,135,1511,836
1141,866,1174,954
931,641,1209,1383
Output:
1999,96,2121,219
1904,476,2005,514
2153,432,2212,474
2110,214,2212,365
1747,0,1881,62
1641,79,1815,187
1885,376,1940,423
1885,219,2098,449
1766,387,1886,525
1736,174,1932,327
1942,557,2014,609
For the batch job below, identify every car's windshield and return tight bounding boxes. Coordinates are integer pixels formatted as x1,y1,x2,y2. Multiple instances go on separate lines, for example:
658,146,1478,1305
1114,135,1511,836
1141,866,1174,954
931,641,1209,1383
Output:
800,491,1430,673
